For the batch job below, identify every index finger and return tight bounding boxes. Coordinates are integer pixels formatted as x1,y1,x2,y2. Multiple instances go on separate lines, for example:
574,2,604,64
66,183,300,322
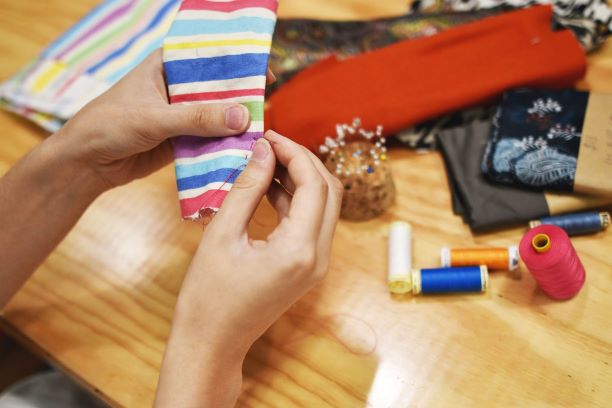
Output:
264,130,327,241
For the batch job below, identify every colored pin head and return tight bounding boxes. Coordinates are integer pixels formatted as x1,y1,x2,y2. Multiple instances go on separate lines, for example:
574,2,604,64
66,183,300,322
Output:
320,118,395,220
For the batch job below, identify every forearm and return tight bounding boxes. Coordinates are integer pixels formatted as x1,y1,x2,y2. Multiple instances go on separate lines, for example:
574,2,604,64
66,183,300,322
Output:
0,134,105,308
155,298,248,407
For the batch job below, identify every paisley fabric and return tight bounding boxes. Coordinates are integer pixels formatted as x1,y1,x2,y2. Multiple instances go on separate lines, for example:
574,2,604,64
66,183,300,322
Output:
412,0,612,51
268,10,496,93
481,89,589,191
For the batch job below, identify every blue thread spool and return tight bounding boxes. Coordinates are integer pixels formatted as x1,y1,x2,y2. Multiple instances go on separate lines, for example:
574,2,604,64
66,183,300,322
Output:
529,211,610,236
411,266,488,295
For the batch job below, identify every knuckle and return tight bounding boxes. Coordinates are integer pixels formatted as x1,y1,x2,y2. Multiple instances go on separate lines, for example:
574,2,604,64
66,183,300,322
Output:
232,171,259,191
288,245,316,273
331,177,344,200
314,175,328,198
191,108,213,129
312,265,329,282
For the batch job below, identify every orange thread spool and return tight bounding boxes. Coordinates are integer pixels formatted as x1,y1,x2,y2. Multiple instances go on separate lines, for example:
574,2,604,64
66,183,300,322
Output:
441,247,519,271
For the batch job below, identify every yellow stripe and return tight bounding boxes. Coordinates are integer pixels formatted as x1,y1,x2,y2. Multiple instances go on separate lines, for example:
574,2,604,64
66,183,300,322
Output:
164,39,271,50
96,10,176,79
31,62,67,93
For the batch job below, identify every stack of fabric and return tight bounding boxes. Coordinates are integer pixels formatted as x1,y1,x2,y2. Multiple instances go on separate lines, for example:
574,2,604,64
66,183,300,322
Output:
1,0,611,223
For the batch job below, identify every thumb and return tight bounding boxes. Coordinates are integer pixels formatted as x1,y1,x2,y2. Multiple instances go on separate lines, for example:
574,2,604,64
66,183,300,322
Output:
212,138,275,236
153,103,250,140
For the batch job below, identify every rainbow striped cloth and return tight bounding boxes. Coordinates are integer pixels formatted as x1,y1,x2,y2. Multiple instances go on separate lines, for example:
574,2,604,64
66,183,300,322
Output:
163,0,278,219
0,0,181,132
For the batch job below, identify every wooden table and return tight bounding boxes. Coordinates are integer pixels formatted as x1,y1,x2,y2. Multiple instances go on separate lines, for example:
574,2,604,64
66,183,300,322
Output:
1,1,612,406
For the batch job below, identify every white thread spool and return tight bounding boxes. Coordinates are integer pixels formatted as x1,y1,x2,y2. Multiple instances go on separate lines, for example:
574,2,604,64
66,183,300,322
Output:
387,221,412,294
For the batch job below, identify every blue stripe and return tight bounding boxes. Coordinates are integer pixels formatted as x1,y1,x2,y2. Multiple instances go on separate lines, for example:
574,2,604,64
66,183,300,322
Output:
87,0,179,74
105,34,165,83
177,167,242,191
176,155,247,179
167,17,275,36
43,0,122,58
164,53,269,84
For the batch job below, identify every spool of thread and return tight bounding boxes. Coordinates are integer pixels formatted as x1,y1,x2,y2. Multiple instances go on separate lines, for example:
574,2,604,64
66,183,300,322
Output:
411,266,488,295
529,211,610,236
387,221,412,294
519,225,586,300
440,247,519,271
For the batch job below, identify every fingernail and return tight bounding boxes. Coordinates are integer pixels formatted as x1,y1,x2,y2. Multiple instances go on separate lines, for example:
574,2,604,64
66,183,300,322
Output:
251,139,270,162
225,105,248,130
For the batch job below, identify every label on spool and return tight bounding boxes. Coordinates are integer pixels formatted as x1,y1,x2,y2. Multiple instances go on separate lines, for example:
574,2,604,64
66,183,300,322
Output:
411,269,422,295
480,265,489,292
508,246,520,271
440,247,451,268
601,212,611,229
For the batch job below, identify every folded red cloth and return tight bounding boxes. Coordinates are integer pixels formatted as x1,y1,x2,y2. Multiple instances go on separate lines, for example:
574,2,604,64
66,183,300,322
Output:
265,5,586,151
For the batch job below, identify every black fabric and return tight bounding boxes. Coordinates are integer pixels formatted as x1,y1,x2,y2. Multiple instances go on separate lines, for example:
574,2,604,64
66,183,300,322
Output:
411,0,612,51
438,119,550,231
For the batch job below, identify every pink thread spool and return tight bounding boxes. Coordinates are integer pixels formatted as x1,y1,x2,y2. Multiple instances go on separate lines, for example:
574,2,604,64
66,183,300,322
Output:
519,225,586,300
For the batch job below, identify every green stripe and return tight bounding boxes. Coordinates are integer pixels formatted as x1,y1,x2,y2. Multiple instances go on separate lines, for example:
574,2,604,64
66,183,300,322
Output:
242,101,264,122
66,0,150,65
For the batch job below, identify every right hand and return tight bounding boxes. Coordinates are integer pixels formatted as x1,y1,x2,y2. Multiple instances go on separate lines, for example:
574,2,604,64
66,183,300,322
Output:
155,130,343,407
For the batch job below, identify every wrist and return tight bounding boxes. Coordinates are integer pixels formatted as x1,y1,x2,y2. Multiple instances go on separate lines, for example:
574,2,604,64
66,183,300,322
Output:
171,293,253,360
43,131,109,199
156,301,246,407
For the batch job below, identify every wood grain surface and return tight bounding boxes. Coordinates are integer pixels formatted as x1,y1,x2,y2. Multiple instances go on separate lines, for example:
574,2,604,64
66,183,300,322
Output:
1,1,612,407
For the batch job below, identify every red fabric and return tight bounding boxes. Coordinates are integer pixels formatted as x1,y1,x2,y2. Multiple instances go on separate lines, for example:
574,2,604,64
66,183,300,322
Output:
265,5,586,151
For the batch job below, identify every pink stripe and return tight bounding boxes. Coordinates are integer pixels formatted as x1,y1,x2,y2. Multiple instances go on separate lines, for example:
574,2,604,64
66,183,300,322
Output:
53,70,83,98
77,3,162,76
170,88,264,103
180,189,229,217
180,0,278,13
57,0,137,60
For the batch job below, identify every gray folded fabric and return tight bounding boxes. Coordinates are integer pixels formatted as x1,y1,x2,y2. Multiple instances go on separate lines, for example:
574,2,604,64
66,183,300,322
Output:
0,370,106,408
438,120,549,231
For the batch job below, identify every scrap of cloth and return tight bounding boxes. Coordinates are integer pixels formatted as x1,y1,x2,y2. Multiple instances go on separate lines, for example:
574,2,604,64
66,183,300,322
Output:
0,0,485,135
481,88,612,196
438,119,611,231
0,0,182,132
268,10,497,92
481,89,589,192
265,6,587,152
411,0,612,51
163,0,279,220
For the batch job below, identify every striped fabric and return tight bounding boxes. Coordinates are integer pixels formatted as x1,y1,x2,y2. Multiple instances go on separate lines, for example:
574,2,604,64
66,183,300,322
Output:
0,0,181,131
163,0,278,219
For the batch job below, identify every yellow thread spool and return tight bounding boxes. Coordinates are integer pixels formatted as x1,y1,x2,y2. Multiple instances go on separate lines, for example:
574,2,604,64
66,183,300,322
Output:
532,233,551,253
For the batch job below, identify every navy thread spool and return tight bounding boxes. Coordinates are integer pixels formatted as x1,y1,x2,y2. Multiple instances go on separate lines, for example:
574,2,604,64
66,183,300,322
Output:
411,266,488,295
529,211,610,236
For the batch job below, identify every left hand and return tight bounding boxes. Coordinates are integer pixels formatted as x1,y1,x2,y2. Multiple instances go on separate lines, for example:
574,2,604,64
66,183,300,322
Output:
51,49,274,190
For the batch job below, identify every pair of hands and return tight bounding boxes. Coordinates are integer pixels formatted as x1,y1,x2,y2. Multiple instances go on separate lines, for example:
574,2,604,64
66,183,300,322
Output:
54,50,342,405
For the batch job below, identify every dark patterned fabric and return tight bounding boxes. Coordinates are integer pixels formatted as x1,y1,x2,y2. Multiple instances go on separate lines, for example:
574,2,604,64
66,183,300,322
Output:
411,0,612,51
396,106,496,150
268,11,497,93
481,89,589,191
